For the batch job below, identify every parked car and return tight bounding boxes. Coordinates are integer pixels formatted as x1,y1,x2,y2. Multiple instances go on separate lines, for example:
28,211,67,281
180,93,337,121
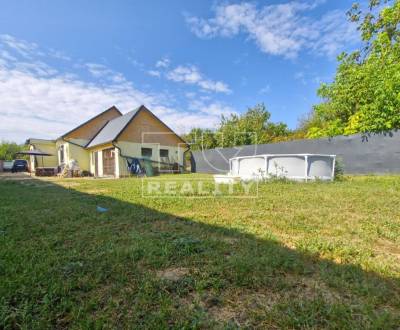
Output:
11,159,28,173
3,160,14,171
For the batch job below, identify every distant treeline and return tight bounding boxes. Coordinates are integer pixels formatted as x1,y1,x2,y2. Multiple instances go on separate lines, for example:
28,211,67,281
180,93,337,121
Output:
0,141,26,160
182,104,306,151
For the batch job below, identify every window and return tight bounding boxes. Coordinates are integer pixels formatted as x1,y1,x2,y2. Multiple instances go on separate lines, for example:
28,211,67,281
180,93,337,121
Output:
160,149,169,158
141,147,152,158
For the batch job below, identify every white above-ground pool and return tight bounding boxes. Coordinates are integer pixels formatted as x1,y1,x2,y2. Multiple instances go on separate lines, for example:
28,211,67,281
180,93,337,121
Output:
214,154,336,183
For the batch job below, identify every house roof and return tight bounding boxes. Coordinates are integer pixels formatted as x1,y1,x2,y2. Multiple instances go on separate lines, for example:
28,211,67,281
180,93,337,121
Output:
26,138,56,145
86,107,141,148
60,105,122,140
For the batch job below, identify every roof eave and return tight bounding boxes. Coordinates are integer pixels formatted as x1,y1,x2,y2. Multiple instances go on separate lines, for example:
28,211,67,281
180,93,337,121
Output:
113,105,144,142
85,105,189,149
86,106,142,149
59,105,122,140
84,119,112,148
138,105,188,146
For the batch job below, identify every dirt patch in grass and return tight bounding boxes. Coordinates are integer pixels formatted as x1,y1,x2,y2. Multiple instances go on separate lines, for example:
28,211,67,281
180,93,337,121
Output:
84,188,109,195
375,238,400,259
18,181,54,188
178,291,242,325
0,172,32,180
156,267,190,282
208,305,238,324
55,181,81,188
285,275,341,304
220,236,240,245
201,290,278,327
201,276,342,326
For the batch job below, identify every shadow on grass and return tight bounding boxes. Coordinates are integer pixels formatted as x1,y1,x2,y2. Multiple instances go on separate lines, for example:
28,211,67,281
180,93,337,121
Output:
0,175,399,329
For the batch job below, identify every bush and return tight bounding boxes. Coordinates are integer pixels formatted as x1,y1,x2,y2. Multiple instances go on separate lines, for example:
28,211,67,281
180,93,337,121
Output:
334,158,345,181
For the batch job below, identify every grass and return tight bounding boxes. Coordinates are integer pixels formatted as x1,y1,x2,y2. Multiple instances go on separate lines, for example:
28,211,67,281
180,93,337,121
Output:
0,173,399,329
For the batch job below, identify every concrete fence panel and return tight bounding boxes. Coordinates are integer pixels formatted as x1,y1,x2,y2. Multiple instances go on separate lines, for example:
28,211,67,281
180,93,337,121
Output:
191,132,400,174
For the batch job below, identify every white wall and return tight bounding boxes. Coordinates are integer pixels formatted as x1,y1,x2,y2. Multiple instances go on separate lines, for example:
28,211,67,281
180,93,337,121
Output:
55,140,90,171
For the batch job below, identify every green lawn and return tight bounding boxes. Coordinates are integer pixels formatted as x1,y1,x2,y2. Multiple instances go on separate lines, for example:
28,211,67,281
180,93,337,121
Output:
0,174,399,329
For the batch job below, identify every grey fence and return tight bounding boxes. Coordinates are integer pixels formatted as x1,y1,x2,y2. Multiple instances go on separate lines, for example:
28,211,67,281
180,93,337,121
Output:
191,132,400,174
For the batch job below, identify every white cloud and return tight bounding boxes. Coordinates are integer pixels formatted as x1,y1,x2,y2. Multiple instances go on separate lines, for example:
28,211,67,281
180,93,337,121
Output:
0,67,159,142
0,50,17,62
182,99,237,131
310,10,359,57
0,34,71,61
150,57,231,94
0,34,41,59
189,99,236,117
147,70,161,77
186,1,358,58
48,49,71,61
166,65,231,94
0,35,227,142
155,57,170,68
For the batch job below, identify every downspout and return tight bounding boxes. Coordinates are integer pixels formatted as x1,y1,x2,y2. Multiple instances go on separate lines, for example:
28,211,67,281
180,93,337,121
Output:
112,140,146,169
112,141,127,158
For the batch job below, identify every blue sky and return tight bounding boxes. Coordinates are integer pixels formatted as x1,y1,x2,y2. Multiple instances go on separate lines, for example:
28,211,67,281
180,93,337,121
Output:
0,0,360,142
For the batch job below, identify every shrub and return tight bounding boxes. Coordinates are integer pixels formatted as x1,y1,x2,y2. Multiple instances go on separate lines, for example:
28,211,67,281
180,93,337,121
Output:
334,158,345,181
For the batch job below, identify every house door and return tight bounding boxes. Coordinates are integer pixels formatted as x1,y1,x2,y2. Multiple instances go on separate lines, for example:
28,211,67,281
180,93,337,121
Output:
102,148,115,176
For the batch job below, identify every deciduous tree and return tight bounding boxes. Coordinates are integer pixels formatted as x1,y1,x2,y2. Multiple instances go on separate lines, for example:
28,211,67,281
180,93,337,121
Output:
307,0,400,137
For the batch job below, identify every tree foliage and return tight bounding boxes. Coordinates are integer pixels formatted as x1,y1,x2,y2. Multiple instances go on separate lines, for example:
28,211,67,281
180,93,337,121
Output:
183,128,217,151
0,141,26,160
182,104,291,150
306,0,400,138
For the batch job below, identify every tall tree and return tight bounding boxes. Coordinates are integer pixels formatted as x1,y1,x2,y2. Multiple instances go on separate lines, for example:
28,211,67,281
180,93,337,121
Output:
182,128,217,151
216,104,270,147
306,0,400,138
182,104,291,150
